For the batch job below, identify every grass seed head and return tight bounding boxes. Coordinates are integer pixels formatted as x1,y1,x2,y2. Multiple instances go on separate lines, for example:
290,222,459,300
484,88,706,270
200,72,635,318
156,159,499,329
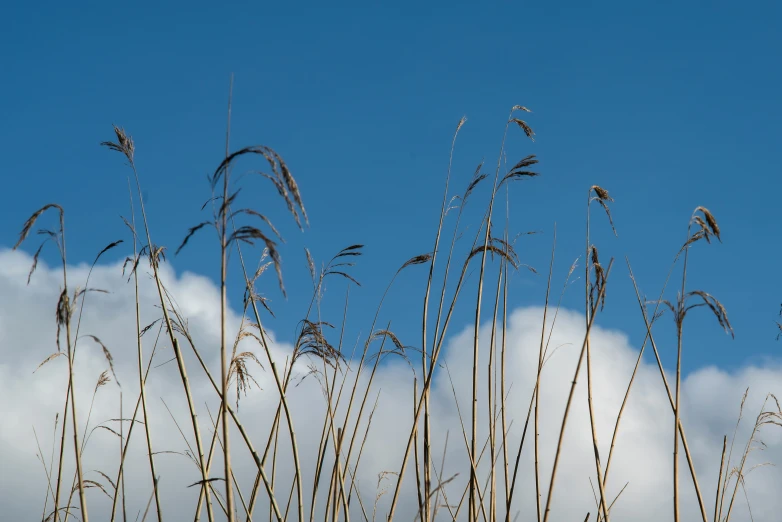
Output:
101,125,135,164
510,118,535,141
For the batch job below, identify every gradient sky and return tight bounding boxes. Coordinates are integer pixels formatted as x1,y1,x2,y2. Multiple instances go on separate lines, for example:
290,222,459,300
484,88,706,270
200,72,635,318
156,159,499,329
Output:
2,1,781,376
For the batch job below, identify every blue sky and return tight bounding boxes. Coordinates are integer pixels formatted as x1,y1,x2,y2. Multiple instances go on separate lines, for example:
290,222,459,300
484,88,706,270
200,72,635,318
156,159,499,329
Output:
2,1,780,375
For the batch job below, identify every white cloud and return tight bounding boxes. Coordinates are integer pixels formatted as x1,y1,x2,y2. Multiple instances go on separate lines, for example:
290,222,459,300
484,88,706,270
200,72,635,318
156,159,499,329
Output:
0,247,779,522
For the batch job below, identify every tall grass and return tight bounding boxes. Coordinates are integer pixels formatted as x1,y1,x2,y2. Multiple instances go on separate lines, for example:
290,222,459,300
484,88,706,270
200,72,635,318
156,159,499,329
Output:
14,96,780,522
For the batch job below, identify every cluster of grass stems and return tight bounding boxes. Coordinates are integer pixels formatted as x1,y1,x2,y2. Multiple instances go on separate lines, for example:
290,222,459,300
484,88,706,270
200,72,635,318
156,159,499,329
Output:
15,88,780,522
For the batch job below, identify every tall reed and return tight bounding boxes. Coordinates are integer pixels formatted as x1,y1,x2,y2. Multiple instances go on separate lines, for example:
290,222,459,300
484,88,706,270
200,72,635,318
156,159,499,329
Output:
17,96,778,522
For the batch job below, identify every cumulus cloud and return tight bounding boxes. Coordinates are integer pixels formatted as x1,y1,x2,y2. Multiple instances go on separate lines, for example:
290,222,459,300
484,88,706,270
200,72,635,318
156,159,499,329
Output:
0,247,779,522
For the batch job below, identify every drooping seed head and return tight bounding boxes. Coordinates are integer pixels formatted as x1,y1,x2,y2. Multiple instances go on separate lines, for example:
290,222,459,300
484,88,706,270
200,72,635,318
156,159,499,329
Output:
693,206,721,242
101,125,135,164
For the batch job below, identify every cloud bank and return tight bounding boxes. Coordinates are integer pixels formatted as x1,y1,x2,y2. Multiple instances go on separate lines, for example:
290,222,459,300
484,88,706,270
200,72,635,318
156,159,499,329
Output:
0,248,779,522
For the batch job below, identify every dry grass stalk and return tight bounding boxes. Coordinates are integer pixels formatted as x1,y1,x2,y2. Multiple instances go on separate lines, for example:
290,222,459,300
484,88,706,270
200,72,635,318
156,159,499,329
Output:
14,204,89,522
716,392,781,522
465,105,536,522
542,258,614,522
484,255,503,522
387,113,537,522
626,261,710,522
670,206,731,522
220,78,237,522
584,185,616,522
506,253,577,522
531,226,557,522
103,124,214,522
499,237,511,514
168,296,284,522
109,321,164,522
418,117,467,522
714,435,728,522
225,184,307,522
